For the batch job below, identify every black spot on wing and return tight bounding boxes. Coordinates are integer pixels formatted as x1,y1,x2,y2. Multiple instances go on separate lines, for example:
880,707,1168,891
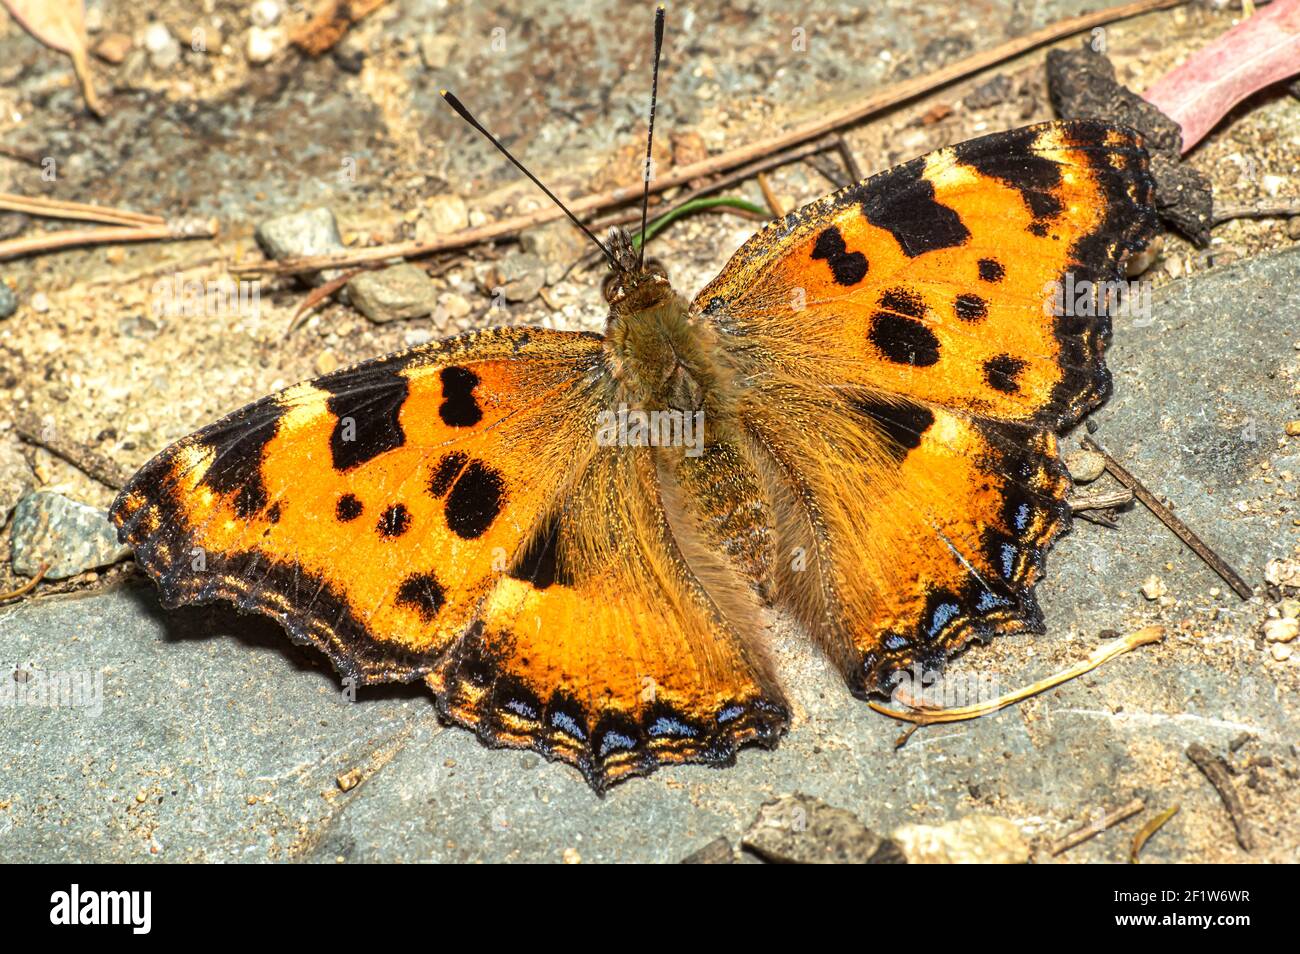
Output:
954,293,988,322
439,366,483,428
395,572,446,621
336,493,363,522
869,312,940,366
266,501,282,524
984,353,1028,394
377,503,411,538
429,451,468,498
879,287,926,318
810,226,869,286
445,460,506,539
978,258,1005,283
320,360,410,471
508,510,571,589
861,157,970,257
848,393,935,462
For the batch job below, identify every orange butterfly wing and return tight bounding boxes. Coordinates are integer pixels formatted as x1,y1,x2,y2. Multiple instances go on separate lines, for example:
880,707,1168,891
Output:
112,327,787,790
695,120,1157,693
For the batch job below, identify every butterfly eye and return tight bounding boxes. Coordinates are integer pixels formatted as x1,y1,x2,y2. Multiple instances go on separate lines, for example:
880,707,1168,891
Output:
602,271,621,302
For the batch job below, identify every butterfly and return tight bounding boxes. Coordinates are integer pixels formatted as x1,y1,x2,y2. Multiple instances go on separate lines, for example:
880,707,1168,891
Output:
111,9,1156,793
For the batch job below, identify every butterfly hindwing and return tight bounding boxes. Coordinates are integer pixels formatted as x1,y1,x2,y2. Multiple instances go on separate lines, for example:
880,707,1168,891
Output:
429,445,787,791
696,120,1156,693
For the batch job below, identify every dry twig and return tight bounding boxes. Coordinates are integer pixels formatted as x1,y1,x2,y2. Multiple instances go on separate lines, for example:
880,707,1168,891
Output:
15,414,130,490
0,217,218,262
1051,797,1146,856
0,563,49,602
1081,436,1253,600
1187,743,1256,851
870,626,1165,727
0,192,164,228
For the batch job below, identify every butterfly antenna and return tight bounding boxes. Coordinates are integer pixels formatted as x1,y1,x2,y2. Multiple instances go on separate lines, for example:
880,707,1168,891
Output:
440,89,619,271
638,4,667,270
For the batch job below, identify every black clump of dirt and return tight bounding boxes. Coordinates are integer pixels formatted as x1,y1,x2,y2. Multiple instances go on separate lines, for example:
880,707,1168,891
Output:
1048,42,1212,245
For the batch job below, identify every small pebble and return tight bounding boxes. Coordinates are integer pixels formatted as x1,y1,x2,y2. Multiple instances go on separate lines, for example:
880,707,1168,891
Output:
9,492,133,579
419,34,454,70
1064,449,1106,484
250,0,282,28
143,23,180,70
440,292,471,320
1265,559,1300,588
562,848,582,864
1263,618,1299,643
347,264,438,323
1285,420,1300,437
246,26,282,65
315,350,340,375
1287,216,1300,241
1280,600,1300,620
0,283,16,319
336,769,363,792
254,207,345,286
1141,575,1167,600
92,33,133,65
422,194,469,236
893,815,1029,864
30,292,49,313
1270,642,1292,662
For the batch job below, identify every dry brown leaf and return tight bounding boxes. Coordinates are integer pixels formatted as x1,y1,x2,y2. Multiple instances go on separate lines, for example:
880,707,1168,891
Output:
1,0,103,115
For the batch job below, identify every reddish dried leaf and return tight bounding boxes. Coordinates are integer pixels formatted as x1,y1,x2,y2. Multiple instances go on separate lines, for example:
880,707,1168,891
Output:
1143,0,1300,152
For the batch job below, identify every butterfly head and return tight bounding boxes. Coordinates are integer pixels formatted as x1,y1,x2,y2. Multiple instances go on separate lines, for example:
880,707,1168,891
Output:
603,226,673,314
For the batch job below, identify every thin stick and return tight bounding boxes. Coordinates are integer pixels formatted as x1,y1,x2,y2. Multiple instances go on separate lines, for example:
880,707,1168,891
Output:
1212,202,1300,225
835,134,864,182
15,416,130,490
1082,436,1253,600
286,266,371,337
0,218,218,262
869,625,1164,725
756,173,784,216
0,192,165,227
0,144,44,166
1051,798,1146,856
0,564,49,603
1070,488,1135,512
234,0,1187,279
1187,742,1256,851
1130,804,1179,862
